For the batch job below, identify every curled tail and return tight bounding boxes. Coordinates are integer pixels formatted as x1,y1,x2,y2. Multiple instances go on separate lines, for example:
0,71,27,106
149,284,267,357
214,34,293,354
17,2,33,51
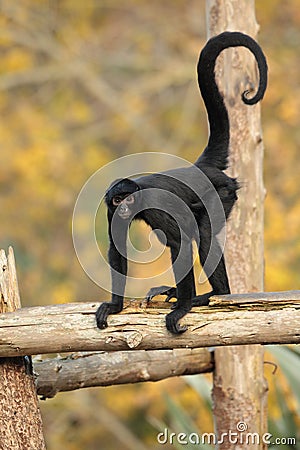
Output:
195,31,268,171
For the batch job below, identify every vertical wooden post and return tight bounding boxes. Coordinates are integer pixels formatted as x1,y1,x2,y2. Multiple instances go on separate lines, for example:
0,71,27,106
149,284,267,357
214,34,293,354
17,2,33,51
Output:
0,248,46,449
205,1,268,449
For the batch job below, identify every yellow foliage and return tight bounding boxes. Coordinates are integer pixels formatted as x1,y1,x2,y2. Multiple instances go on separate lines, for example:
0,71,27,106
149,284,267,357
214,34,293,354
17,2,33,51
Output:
2,48,33,71
53,283,75,304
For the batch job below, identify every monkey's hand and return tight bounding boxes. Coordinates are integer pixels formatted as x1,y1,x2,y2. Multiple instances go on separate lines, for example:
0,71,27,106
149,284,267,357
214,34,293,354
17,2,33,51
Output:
165,308,189,334
96,302,122,329
145,286,177,303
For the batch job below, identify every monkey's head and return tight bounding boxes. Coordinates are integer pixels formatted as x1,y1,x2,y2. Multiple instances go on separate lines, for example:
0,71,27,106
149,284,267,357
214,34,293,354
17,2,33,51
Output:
105,178,140,220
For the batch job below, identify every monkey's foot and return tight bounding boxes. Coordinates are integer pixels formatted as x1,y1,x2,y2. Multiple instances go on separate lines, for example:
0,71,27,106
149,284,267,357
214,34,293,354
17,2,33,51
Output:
96,302,122,329
95,303,110,329
192,293,211,307
145,286,177,303
165,309,189,334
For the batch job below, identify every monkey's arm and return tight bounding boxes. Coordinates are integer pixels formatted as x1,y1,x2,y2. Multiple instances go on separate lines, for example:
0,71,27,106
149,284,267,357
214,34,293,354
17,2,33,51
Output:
96,225,128,329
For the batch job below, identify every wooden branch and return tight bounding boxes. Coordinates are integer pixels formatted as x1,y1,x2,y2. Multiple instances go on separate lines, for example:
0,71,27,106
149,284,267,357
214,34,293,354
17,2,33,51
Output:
0,291,299,357
34,348,213,398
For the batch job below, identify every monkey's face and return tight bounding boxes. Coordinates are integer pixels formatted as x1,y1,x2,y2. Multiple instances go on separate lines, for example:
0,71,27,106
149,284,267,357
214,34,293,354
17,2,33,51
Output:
106,178,140,220
112,194,136,220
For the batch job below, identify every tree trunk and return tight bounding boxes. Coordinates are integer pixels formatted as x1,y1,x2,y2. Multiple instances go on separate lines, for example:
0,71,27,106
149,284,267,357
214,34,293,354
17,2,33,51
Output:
206,1,268,449
0,248,46,450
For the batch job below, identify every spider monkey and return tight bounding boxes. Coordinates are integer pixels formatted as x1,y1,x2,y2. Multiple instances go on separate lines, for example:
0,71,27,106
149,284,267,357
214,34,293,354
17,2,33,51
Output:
96,31,268,334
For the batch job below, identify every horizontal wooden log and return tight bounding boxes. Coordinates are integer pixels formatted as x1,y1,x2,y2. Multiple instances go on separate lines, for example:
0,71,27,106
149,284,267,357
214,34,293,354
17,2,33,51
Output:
34,348,213,398
0,291,299,356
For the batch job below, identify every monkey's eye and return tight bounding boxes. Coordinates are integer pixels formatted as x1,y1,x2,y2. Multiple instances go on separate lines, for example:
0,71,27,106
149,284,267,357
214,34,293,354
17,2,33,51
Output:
112,197,122,206
125,195,134,204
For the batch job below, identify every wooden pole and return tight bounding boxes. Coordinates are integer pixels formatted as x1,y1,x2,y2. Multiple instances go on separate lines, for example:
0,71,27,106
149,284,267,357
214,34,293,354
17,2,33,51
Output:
0,248,46,450
0,293,299,356
206,1,268,448
34,348,213,398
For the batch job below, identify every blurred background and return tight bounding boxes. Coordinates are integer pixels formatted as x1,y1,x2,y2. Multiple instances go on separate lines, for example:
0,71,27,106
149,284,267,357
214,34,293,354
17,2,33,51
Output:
0,1,299,448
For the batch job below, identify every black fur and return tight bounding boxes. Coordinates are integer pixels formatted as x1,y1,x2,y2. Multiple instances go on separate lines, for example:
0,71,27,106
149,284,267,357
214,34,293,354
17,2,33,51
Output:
96,31,267,334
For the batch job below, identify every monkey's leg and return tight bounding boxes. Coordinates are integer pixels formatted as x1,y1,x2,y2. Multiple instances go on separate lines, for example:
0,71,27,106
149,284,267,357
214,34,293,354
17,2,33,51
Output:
192,227,230,307
165,242,195,334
